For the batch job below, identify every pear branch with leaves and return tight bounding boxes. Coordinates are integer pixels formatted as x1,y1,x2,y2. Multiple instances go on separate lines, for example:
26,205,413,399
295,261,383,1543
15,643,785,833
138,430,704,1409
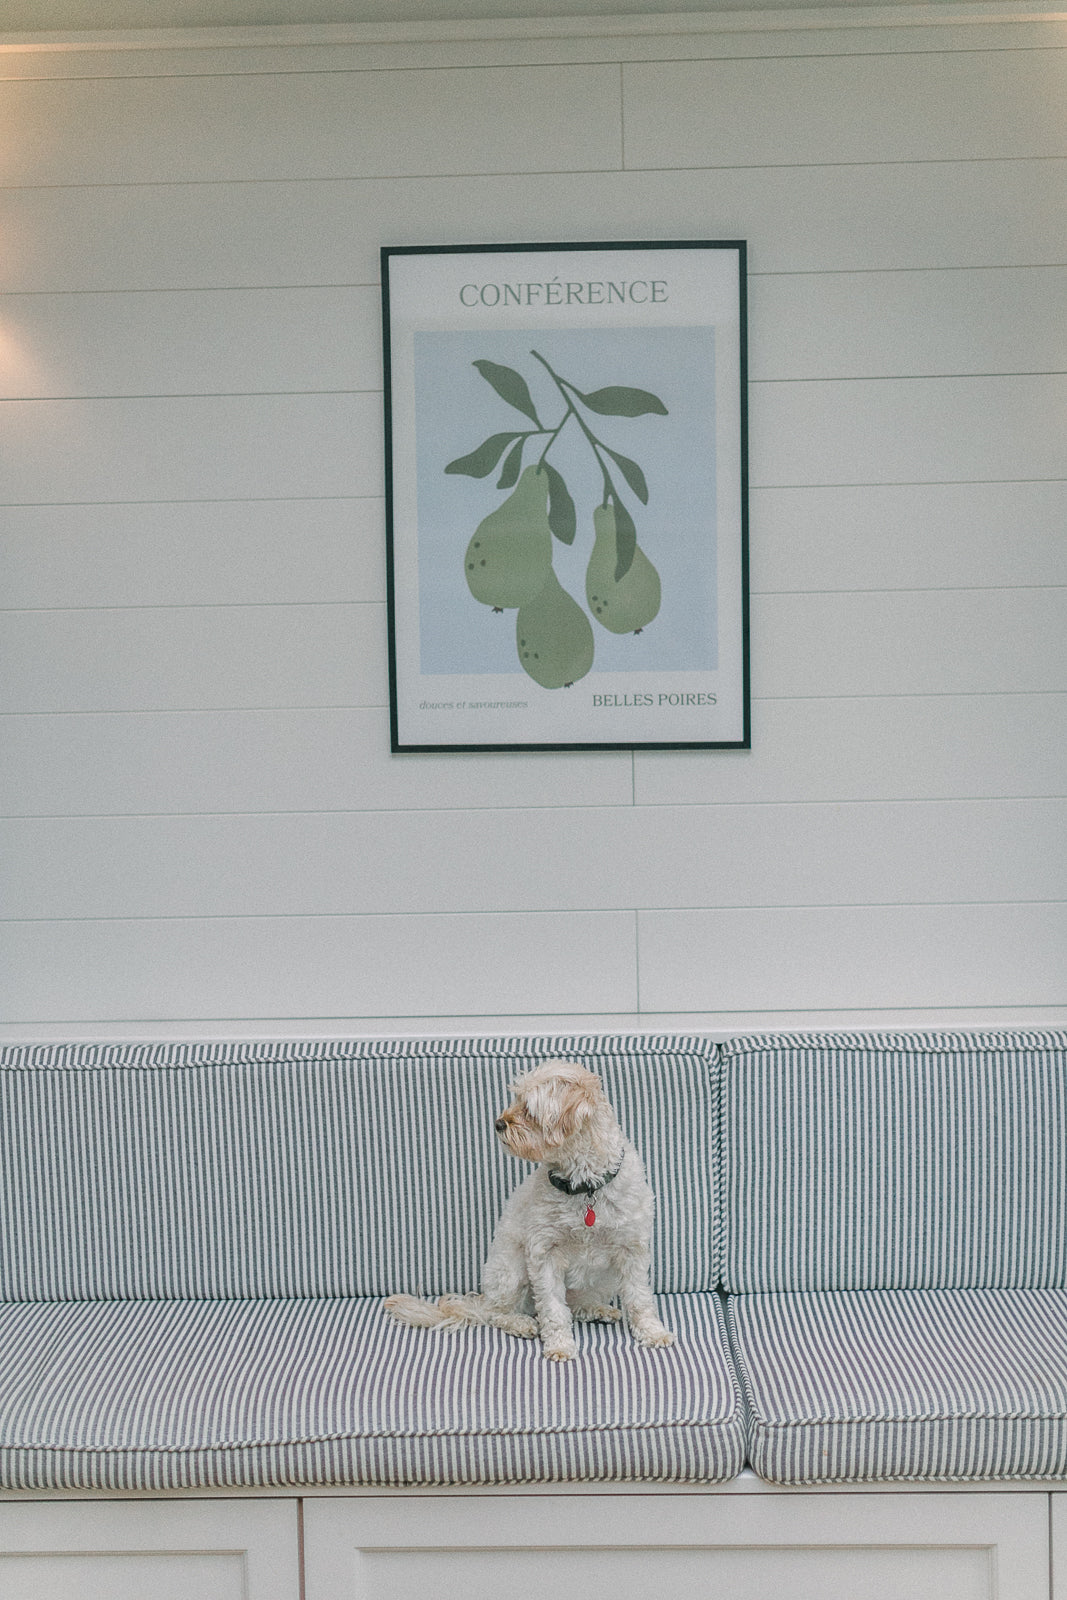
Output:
446,353,668,688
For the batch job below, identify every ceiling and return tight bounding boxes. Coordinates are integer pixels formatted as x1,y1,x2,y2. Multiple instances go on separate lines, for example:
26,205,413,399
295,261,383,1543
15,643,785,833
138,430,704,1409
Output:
2,0,973,35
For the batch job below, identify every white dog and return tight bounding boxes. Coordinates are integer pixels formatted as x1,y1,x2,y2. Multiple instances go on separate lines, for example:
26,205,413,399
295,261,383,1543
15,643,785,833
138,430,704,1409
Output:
383,1059,674,1361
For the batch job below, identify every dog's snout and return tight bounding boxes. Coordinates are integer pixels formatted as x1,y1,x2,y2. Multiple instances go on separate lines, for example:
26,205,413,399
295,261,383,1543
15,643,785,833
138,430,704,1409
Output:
495,1117,507,1133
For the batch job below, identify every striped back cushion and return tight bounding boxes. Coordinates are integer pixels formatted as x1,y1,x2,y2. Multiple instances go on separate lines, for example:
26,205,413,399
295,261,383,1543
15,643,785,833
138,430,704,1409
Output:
723,1030,1067,1292
0,1035,719,1301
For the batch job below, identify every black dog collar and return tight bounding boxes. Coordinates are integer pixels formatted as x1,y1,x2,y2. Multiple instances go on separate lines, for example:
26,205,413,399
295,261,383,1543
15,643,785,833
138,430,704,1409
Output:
547,1154,624,1197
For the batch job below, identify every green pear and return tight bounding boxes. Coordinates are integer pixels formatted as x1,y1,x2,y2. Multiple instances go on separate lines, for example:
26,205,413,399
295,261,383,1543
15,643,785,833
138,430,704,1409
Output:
585,502,661,633
464,464,553,609
515,570,595,689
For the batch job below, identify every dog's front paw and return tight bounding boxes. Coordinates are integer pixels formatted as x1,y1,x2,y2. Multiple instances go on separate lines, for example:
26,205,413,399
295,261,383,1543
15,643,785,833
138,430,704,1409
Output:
634,1325,675,1349
543,1340,578,1361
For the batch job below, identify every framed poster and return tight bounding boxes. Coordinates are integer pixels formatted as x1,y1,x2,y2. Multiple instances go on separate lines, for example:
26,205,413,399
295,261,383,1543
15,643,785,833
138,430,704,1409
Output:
381,240,748,752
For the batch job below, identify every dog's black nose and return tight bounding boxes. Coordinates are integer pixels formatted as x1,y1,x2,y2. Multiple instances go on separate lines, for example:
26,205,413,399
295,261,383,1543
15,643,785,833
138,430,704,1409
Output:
495,1118,507,1133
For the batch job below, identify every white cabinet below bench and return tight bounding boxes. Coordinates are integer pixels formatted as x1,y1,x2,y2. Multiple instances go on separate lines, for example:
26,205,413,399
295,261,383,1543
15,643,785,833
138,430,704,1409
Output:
0,1489,1056,1599
304,1491,1050,1600
0,1499,299,1600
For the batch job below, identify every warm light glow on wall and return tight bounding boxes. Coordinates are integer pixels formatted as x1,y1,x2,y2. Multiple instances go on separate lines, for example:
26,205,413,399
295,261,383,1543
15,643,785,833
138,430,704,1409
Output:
0,315,51,397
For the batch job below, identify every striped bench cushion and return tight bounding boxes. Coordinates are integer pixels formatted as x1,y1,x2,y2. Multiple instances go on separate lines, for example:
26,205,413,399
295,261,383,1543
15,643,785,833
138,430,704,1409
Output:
722,1029,1067,1292
0,1292,744,1490
0,1035,720,1301
729,1287,1067,1483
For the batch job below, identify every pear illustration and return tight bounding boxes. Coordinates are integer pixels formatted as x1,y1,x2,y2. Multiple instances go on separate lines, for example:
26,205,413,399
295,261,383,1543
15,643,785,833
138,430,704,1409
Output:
515,569,595,688
464,464,553,610
585,502,661,634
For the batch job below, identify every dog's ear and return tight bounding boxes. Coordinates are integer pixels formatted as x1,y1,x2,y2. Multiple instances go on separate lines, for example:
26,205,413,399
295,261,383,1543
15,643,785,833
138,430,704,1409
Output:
524,1064,600,1146
550,1080,595,1143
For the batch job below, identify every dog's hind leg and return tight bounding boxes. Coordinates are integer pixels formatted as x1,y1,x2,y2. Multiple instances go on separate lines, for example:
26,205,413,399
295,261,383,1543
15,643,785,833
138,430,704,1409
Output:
479,1234,538,1337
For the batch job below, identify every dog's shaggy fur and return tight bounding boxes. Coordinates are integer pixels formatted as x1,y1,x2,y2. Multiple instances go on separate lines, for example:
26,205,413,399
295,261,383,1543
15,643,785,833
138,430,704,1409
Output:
383,1059,674,1361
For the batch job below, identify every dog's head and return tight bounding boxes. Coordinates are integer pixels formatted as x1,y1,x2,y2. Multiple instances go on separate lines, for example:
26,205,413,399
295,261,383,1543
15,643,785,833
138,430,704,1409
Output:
494,1059,605,1161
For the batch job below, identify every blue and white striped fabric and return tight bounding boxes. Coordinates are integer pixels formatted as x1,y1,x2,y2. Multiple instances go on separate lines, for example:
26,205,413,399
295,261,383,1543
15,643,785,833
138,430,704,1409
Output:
729,1286,1067,1482
0,1292,744,1490
722,1030,1067,1292
0,1035,720,1302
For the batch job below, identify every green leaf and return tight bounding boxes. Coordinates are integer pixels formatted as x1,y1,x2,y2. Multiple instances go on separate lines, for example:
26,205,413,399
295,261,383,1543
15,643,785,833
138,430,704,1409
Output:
444,431,521,478
543,463,576,545
602,445,649,505
610,493,637,582
496,437,525,489
473,359,542,426
576,384,668,418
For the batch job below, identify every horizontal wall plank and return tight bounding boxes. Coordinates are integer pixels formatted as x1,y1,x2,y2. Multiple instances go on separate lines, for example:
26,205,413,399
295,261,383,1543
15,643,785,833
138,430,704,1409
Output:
0,394,379,504
0,64,621,185
5,266,1063,404
635,694,1067,806
750,266,1067,382
3,696,1060,818
0,605,386,713
3,376,1061,506
752,589,1067,698
0,708,633,816
5,800,1061,919
4,25,1065,79
750,375,1067,487
638,902,1067,1012
750,482,1067,594
2,162,1063,295
3,482,1062,611
0,287,380,401
4,588,1062,714
0,500,384,608
0,910,639,1022
623,50,1067,168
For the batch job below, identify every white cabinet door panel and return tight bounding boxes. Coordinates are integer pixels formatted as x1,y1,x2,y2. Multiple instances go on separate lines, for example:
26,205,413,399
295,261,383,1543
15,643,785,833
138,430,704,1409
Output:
0,1499,299,1600
305,1493,1049,1600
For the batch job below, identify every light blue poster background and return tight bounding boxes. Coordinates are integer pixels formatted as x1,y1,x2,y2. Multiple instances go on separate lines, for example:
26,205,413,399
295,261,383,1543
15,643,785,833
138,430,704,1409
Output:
413,326,717,676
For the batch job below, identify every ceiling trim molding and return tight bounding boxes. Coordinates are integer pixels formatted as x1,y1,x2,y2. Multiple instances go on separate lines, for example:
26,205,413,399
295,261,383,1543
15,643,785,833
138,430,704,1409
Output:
1,1,1064,51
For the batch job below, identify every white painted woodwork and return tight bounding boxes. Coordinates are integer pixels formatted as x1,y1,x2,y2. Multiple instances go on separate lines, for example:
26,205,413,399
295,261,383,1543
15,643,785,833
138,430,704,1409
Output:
0,1499,299,1600
4,799,1062,918
3,589,1062,715
0,287,383,400
622,49,1067,167
3,695,1065,817
0,20,1062,75
634,695,1067,807
0,709,634,815
1052,1492,1067,1600
2,377,1062,504
4,267,1064,402
749,482,1067,594
3,481,1064,610
2,162,1064,298
0,604,387,713
0,910,640,1022
1,15,1064,1031
302,1492,1050,1600
0,65,622,184
0,394,380,503
638,902,1067,1012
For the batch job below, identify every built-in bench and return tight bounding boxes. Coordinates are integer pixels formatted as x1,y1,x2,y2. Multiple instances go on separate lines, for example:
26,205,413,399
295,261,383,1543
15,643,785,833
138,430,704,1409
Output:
1,1028,1065,1493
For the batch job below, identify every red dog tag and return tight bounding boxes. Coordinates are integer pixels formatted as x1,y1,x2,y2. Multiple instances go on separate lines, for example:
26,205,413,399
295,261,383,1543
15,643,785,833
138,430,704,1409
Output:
584,1206,596,1226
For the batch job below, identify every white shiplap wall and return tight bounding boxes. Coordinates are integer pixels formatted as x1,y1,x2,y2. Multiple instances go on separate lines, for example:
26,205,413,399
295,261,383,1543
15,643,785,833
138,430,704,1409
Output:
1,15,1065,1039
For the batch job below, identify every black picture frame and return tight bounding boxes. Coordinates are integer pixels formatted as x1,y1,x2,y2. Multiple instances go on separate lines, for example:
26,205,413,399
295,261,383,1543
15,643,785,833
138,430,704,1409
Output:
381,240,749,752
